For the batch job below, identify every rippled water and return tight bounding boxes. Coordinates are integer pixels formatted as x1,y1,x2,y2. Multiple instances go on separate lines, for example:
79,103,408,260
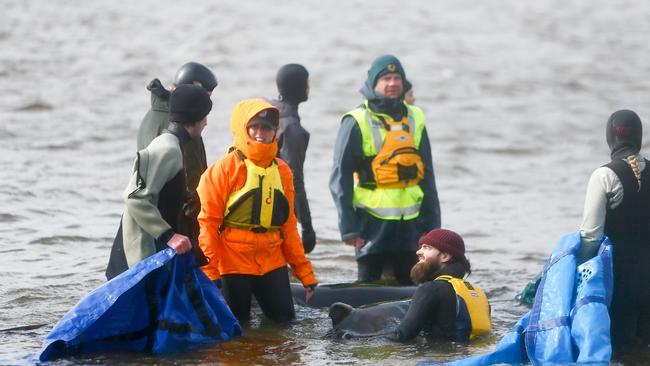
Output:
1,0,650,365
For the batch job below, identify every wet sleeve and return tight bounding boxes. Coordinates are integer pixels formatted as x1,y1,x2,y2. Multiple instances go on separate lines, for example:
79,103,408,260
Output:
279,163,317,286
394,283,439,341
329,116,364,241
196,161,229,280
578,167,623,263
279,124,312,226
417,128,441,232
123,146,180,240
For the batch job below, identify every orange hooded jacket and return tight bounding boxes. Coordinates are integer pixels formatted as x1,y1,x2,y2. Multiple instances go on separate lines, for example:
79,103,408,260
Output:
197,98,317,287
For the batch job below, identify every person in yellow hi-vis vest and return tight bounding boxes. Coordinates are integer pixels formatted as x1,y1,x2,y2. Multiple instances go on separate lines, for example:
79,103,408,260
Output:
390,228,491,342
329,54,441,284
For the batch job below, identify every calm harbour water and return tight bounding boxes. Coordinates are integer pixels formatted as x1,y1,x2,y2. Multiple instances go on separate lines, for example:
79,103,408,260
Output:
1,0,649,365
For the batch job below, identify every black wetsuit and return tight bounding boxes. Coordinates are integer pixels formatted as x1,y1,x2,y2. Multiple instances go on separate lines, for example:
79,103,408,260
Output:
604,158,650,349
272,99,316,253
392,261,468,341
219,266,295,323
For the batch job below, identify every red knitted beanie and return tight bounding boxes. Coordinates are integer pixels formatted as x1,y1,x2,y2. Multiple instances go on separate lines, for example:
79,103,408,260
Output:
418,228,466,260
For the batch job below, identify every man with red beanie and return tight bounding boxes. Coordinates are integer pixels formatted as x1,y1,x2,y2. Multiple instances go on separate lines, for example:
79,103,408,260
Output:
390,228,491,342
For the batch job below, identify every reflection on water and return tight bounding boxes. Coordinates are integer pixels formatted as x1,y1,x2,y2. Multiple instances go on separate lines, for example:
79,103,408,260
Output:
1,0,650,364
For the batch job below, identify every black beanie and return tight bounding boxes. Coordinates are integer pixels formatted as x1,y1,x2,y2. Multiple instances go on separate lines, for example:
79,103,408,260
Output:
276,64,309,104
169,84,212,125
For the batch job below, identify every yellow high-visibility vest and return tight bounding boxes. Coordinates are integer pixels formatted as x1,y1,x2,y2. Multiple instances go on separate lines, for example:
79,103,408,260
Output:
346,101,426,220
435,275,492,339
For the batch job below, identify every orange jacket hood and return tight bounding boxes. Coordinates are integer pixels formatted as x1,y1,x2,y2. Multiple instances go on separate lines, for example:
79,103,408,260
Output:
229,98,279,167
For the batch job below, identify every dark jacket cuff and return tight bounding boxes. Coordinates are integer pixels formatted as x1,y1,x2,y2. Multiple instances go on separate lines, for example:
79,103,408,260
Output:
157,229,175,245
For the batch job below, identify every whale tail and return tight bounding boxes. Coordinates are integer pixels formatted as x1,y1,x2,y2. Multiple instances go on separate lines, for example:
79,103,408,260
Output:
329,302,354,327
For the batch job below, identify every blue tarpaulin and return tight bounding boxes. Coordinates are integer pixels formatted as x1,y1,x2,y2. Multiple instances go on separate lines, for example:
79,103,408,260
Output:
39,249,242,361
419,232,613,366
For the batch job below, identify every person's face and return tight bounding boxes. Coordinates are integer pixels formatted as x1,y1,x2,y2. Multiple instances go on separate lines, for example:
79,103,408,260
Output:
404,89,415,105
416,244,449,265
374,73,404,99
247,118,276,144
305,78,311,99
186,116,207,138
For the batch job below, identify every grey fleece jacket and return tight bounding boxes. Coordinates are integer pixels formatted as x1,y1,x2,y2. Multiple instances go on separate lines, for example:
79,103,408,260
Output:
122,133,183,267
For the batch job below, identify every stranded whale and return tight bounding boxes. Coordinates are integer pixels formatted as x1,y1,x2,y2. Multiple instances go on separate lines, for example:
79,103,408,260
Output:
290,282,416,308
327,300,411,338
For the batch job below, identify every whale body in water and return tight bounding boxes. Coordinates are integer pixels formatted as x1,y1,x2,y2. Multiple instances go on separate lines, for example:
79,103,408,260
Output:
290,283,416,308
328,300,411,338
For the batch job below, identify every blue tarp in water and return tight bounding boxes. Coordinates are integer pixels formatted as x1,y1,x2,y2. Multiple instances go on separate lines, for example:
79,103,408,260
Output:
419,232,613,366
39,249,242,361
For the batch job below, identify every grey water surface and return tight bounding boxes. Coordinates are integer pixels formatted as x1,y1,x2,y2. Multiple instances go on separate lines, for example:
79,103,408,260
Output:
1,0,649,365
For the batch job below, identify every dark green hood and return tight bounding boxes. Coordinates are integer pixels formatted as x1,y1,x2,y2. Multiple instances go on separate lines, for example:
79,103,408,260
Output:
359,79,406,121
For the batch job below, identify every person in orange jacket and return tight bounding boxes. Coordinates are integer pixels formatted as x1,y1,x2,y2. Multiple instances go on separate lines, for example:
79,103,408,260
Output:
197,98,318,323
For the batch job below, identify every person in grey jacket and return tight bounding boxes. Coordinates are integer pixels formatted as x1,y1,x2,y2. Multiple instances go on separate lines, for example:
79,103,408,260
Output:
131,62,217,258
272,64,316,253
329,55,441,285
106,85,212,279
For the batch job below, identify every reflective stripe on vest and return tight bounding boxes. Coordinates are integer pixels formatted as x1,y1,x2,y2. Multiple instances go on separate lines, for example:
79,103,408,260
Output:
223,157,289,231
348,101,425,157
435,275,492,339
352,186,423,220
345,102,426,220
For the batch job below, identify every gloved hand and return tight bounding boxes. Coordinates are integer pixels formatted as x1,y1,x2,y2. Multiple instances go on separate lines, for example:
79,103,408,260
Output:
301,222,316,254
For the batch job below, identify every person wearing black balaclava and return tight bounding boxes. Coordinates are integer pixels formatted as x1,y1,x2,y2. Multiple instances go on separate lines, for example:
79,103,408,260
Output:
271,64,316,254
577,109,650,353
329,55,441,285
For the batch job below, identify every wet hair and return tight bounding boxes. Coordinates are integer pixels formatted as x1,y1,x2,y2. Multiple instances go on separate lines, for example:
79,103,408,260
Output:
459,256,472,277
626,154,642,192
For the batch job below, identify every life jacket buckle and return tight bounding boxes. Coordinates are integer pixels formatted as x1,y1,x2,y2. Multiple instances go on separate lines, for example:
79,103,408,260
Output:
251,227,268,233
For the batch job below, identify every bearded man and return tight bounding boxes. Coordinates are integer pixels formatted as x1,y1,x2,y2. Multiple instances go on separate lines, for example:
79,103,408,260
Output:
390,228,491,342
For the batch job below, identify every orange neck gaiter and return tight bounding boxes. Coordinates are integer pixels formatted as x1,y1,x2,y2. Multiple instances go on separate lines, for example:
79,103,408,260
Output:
229,99,280,167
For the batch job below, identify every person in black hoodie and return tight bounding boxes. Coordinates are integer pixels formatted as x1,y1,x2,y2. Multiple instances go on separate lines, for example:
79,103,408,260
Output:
577,110,650,353
329,55,441,284
272,64,316,253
